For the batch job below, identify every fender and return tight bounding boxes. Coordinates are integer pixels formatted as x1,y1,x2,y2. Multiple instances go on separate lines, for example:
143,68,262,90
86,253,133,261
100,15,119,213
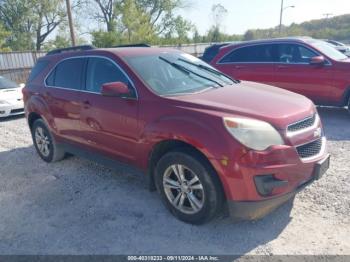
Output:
138,114,235,169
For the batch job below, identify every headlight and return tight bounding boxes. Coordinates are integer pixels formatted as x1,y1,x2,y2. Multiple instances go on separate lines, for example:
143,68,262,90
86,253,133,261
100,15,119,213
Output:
0,100,10,105
223,117,284,151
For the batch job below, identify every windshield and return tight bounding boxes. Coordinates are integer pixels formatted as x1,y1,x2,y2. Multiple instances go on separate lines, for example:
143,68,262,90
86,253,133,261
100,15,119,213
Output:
125,52,234,96
308,40,348,60
0,76,18,89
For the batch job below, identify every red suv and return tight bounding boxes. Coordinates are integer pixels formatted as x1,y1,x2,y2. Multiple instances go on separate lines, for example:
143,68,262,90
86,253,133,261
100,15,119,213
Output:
206,37,350,111
23,45,330,224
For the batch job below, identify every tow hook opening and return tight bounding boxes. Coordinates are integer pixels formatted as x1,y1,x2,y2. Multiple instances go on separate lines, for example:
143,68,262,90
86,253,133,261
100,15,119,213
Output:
254,175,288,196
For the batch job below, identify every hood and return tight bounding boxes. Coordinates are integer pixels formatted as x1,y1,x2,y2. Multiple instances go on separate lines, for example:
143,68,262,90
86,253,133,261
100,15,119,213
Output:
0,87,23,101
170,81,315,130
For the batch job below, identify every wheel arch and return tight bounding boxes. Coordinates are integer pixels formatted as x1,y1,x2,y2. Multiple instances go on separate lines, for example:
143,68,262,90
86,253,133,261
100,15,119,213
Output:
147,139,226,201
28,112,43,130
343,87,350,107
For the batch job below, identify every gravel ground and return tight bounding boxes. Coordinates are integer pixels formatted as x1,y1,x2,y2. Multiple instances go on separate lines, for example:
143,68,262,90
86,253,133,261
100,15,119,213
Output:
0,107,349,255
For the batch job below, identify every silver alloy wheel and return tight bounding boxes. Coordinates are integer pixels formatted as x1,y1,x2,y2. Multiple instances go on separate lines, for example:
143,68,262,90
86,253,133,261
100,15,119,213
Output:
35,127,50,157
163,164,205,214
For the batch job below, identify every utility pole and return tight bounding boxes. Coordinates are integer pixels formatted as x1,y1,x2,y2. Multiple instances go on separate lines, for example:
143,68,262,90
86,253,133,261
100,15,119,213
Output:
279,0,284,35
279,0,295,35
66,0,76,46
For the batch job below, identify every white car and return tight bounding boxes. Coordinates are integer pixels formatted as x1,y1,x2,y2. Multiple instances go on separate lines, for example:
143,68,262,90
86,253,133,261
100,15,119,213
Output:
0,76,25,118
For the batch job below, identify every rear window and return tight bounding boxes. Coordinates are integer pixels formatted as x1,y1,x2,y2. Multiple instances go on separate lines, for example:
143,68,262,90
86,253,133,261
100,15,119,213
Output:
27,60,49,83
202,44,228,63
0,76,18,89
46,58,85,90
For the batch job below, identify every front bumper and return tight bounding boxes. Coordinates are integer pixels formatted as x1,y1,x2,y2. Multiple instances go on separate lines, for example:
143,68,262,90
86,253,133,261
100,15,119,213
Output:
0,103,24,118
227,154,330,221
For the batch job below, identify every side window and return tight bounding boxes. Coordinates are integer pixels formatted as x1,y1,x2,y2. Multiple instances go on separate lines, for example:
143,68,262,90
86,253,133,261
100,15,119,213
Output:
220,44,276,63
46,69,55,86
277,44,318,64
46,58,85,90
86,57,130,93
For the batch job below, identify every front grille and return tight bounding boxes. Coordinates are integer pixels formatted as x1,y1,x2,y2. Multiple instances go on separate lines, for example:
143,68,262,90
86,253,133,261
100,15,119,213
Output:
10,108,24,114
296,138,323,159
288,114,316,132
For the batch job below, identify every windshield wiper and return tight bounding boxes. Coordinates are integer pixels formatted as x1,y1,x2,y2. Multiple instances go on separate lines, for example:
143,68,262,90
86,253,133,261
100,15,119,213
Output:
178,58,239,83
159,56,223,87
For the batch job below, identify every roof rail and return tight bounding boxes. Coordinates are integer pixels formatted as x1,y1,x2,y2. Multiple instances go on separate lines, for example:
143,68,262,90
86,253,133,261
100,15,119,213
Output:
46,45,96,56
113,43,151,48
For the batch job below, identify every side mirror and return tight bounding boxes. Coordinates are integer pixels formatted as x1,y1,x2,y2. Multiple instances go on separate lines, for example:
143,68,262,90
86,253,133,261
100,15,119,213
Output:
310,56,325,66
101,82,131,98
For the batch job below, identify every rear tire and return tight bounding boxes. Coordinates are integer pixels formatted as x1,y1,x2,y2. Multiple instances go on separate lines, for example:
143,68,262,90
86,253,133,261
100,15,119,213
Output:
31,119,65,163
155,150,224,224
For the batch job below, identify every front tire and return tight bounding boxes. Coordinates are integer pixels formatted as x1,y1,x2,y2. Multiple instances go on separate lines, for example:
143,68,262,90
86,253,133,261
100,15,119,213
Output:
31,119,65,163
155,150,224,224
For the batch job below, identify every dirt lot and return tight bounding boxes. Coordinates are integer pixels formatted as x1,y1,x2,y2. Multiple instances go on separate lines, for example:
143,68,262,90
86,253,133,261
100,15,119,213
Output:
0,107,349,255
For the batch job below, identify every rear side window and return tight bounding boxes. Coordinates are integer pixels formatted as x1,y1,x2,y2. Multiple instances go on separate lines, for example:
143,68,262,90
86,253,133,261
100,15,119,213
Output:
220,44,276,63
27,60,49,83
46,58,85,90
86,57,130,93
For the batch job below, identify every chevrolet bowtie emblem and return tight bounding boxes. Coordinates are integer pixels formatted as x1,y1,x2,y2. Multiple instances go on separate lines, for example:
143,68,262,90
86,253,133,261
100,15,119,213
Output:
314,128,322,138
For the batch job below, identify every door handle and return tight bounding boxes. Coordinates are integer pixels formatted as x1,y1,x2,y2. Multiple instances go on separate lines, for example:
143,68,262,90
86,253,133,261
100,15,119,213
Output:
235,65,246,69
83,100,91,108
277,65,288,69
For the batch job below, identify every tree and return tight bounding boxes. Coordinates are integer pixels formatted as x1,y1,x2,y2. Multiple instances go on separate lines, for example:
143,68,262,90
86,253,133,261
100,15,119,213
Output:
192,28,201,43
0,0,34,50
211,3,227,30
121,0,153,42
0,23,11,51
92,0,122,32
33,0,66,50
91,30,120,47
0,0,66,51
136,0,187,36
206,3,228,43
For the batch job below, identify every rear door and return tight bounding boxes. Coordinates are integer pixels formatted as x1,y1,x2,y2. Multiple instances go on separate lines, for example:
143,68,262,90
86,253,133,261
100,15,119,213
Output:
79,56,139,164
273,43,333,103
215,44,276,86
44,57,86,143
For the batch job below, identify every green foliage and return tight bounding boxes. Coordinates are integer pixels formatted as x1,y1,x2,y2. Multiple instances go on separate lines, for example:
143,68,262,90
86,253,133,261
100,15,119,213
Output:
0,23,11,51
0,0,34,50
121,0,154,42
91,30,121,47
244,14,350,41
42,23,87,51
0,0,66,51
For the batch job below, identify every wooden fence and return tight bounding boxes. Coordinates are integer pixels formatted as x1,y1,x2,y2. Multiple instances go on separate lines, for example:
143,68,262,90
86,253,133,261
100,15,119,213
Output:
0,43,211,84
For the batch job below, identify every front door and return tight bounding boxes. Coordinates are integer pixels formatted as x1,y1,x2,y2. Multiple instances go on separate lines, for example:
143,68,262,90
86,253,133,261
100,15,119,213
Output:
273,43,333,104
79,56,139,164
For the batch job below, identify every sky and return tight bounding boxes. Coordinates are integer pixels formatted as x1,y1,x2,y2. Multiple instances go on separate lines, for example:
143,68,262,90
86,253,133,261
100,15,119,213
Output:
177,0,350,35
